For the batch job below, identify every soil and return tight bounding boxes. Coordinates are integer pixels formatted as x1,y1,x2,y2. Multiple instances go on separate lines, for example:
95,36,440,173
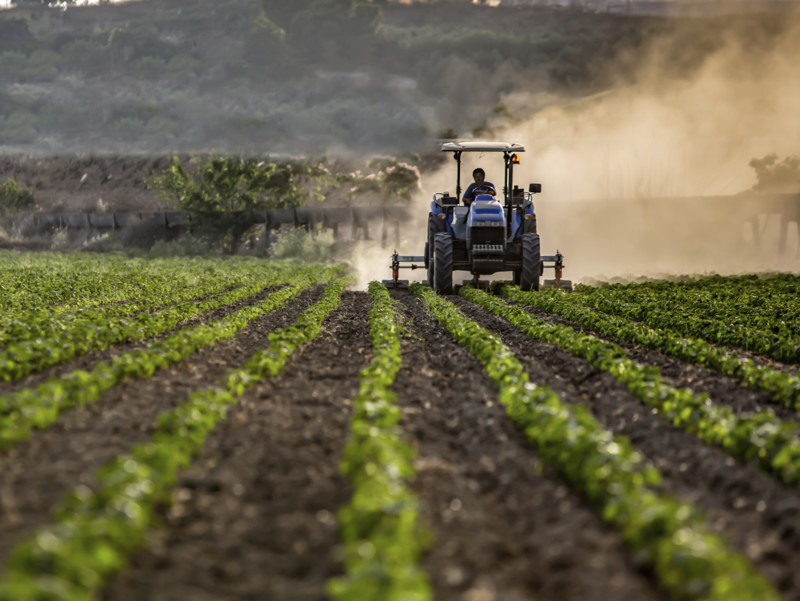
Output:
391,292,662,601
0,285,322,567
1,285,799,600
453,296,800,600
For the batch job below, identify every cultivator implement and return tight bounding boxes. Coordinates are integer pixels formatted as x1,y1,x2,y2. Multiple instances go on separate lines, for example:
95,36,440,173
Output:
383,251,425,289
541,251,573,292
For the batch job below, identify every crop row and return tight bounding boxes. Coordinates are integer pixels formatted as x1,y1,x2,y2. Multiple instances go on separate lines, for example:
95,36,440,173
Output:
412,283,777,601
580,273,800,295
0,275,350,601
0,253,248,313
0,265,342,451
0,262,311,382
330,282,431,600
572,278,800,363
0,258,316,349
0,252,154,311
504,286,800,411
0,272,240,349
464,287,800,486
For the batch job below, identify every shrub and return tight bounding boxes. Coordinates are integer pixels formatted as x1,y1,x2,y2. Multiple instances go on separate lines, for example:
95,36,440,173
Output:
268,228,336,262
0,178,35,214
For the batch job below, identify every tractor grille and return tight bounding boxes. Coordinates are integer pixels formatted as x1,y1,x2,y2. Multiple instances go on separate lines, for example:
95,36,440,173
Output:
473,258,504,272
472,244,504,255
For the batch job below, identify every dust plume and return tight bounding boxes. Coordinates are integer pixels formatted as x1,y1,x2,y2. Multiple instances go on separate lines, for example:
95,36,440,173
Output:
500,11,800,281
395,9,800,285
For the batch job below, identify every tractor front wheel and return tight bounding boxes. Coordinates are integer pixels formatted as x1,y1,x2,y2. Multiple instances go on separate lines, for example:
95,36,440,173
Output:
520,233,541,292
433,232,453,294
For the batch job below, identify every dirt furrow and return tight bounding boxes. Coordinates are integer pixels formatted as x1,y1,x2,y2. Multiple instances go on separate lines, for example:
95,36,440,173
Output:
0,284,284,397
455,296,800,600
0,286,322,569
515,302,799,420
101,291,371,601
392,292,663,601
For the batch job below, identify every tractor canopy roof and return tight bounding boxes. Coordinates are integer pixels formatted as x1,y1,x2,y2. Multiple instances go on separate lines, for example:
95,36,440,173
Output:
441,141,525,153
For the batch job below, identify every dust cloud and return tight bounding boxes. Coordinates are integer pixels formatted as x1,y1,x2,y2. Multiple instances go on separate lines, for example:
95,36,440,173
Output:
377,10,800,287
505,12,800,281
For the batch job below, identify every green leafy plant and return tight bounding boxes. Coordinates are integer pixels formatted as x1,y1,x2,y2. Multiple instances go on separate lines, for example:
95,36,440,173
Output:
413,283,778,601
0,266,264,382
466,286,800,486
329,282,432,601
0,178,35,214
0,266,343,450
0,275,350,601
570,275,800,364
503,284,800,412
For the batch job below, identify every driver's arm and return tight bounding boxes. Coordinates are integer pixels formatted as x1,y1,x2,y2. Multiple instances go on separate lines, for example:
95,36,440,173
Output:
462,183,476,205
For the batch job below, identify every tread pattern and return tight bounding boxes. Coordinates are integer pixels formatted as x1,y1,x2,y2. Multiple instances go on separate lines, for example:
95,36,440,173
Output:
433,232,453,294
520,233,541,292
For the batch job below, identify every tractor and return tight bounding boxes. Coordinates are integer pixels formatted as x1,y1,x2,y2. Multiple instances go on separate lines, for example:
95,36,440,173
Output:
386,141,572,293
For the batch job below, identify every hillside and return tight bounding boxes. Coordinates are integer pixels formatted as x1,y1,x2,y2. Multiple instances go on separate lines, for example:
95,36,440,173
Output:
0,0,672,155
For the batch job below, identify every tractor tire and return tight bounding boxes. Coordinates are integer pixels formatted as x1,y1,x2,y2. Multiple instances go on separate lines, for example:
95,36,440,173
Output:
520,233,541,292
523,213,538,235
433,232,453,295
426,213,443,284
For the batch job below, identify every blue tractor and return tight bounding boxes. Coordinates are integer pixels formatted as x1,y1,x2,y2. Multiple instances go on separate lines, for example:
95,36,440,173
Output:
387,141,571,293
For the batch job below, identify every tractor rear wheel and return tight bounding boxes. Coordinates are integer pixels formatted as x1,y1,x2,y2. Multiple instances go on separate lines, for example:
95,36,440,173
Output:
433,232,453,294
427,213,443,286
520,233,541,292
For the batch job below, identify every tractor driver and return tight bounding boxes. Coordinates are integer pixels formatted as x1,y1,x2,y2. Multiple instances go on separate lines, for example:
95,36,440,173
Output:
462,168,496,206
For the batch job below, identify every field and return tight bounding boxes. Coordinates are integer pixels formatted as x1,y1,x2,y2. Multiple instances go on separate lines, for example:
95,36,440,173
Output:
0,251,799,601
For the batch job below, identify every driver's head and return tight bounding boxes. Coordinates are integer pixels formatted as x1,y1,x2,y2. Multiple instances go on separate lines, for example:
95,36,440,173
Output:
472,168,485,186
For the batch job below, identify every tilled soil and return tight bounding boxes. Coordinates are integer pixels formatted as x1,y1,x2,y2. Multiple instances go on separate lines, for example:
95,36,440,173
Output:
102,292,371,601
392,293,663,601
3,285,800,600
0,285,322,568
515,303,799,420
0,284,275,398
453,295,800,600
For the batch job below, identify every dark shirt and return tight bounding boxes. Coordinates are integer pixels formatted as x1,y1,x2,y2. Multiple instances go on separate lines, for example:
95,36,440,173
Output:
463,181,496,205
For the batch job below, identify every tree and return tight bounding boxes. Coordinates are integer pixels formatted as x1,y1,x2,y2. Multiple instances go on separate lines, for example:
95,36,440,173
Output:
750,154,800,194
148,156,326,253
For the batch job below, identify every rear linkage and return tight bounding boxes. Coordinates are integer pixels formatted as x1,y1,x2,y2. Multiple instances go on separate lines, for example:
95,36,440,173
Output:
384,250,571,291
